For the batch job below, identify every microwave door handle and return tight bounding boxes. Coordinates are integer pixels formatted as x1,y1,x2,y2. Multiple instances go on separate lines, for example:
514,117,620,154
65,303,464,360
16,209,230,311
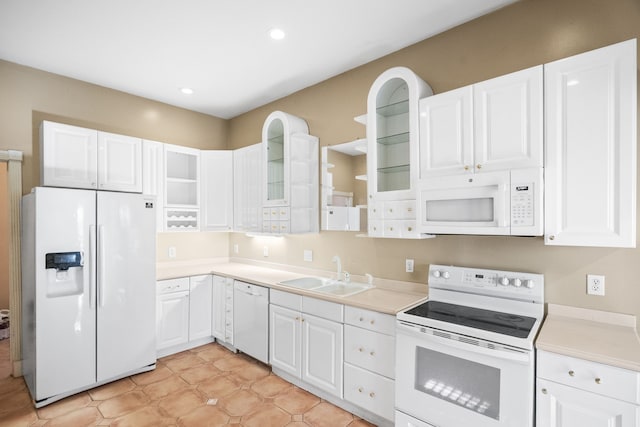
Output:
498,182,509,227
399,323,531,364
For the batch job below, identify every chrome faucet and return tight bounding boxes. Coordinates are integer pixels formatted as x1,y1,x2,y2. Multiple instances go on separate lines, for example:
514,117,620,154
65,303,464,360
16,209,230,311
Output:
331,255,342,281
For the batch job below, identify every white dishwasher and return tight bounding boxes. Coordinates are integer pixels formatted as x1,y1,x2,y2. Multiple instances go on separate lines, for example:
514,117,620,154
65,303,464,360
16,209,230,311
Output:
233,281,269,364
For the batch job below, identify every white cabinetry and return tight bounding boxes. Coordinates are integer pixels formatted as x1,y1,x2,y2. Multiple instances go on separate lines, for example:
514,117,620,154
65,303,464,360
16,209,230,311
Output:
201,151,233,231
142,140,165,232
233,143,263,232
262,111,319,234
270,289,343,398
212,275,234,347
366,67,432,238
156,275,215,358
419,65,543,178
156,278,190,352
343,306,396,421
164,144,200,231
188,275,213,341
40,120,142,193
544,39,637,247
536,350,640,427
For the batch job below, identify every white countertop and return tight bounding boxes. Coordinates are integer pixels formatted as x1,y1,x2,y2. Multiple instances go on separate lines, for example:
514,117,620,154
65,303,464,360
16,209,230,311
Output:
536,304,640,372
157,258,428,315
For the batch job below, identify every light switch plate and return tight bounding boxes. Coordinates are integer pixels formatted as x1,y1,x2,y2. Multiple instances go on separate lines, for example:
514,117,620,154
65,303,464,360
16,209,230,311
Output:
405,258,414,273
304,250,313,262
168,246,176,258
263,246,269,257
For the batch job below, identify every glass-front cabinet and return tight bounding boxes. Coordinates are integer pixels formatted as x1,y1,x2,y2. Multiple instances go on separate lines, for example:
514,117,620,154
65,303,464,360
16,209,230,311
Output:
262,111,319,234
366,67,433,238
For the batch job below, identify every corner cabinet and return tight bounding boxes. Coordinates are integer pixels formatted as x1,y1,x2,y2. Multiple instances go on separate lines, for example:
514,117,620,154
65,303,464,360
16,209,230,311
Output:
544,39,637,248
366,67,433,238
262,111,319,234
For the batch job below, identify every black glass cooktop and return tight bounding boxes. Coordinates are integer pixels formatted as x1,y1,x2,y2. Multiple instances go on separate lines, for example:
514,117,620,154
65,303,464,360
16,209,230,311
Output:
404,300,536,338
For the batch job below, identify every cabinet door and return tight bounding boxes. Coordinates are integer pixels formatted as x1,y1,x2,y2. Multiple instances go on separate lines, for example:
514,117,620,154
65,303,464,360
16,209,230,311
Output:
302,313,343,398
189,275,212,341
270,304,302,378
142,140,164,232
537,378,639,427
97,132,142,192
545,39,636,247
473,65,543,172
201,151,233,231
156,291,189,350
40,120,98,189
164,144,200,208
211,275,226,341
233,144,262,232
263,116,289,205
419,86,473,177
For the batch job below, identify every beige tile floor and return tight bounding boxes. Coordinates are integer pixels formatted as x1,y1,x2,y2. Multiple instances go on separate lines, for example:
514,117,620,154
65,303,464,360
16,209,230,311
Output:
0,341,376,427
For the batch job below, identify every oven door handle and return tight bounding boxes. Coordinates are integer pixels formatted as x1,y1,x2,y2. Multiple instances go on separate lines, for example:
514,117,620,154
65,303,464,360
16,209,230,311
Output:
398,322,531,364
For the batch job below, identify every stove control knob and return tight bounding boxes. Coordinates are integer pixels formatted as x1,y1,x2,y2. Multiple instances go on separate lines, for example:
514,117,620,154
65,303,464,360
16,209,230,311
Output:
513,278,522,287
442,271,450,279
500,276,510,286
525,279,535,289
433,270,441,278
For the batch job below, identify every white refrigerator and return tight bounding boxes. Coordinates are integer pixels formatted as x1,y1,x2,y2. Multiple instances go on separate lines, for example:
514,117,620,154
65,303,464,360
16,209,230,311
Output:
21,186,157,407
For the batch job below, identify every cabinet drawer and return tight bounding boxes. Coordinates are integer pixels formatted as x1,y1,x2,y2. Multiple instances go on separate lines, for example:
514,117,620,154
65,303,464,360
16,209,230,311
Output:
344,306,395,336
344,363,395,421
538,350,640,404
271,289,302,311
383,220,403,238
302,296,343,322
157,277,189,294
368,201,383,220
277,206,290,220
368,219,383,236
345,325,395,378
384,200,416,220
277,220,290,234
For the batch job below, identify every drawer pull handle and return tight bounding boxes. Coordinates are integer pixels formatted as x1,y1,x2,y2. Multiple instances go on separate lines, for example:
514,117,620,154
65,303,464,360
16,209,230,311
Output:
358,347,364,352
358,387,363,393
370,320,375,325
359,317,364,322
595,378,602,384
541,388,547,394
370,351,375,356
295,317,300,321
568,370,575,377
301,318,305,322
369,392,375,398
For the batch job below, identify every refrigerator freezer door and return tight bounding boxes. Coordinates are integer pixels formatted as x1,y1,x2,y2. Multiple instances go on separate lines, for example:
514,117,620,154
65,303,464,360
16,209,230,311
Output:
96,192,156,381
33,187,97,399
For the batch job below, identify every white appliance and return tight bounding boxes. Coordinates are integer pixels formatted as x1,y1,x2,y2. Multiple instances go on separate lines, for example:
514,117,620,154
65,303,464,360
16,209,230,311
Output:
416,168,543,236
233,281,269,363
21,186,157,407
395,264,544,427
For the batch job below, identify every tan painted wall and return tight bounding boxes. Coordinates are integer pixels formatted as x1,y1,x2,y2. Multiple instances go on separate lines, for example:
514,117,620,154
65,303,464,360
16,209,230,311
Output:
227,0,640,324
0,163,9,309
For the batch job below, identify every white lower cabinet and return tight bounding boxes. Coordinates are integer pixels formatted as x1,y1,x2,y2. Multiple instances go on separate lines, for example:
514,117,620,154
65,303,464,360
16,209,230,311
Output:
188,275,213,341
156,278,190,351
537,350,640,427
212,275,234,346
344,364,394,420
270,290,343,398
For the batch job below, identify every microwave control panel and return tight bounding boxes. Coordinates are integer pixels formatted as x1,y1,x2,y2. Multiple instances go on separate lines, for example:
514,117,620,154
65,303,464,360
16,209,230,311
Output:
511,182,534,227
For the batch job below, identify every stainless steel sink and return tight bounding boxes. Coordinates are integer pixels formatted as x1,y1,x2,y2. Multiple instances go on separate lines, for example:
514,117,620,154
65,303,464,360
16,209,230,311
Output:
279,276,372,297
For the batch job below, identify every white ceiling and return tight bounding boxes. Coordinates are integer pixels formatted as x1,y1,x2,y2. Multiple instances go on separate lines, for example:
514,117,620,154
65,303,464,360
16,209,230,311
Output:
0,0,516,119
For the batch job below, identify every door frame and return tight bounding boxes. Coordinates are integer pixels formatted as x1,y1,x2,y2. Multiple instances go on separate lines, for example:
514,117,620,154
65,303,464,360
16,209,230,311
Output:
0,150,23,377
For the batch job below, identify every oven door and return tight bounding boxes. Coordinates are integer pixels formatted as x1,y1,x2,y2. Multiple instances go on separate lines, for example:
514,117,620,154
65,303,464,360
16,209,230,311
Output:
416,171,510,235
396,321,534,427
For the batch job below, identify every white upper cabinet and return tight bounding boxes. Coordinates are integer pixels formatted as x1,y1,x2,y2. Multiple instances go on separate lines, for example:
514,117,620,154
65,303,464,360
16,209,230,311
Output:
233,143,263,233
262,111,319,234
41,120,142,192
142,140,165,232
201,150,233,231
97,131,143,192
164,143,200,231
544,39,637,247
419,66,543,178
367,67,433,201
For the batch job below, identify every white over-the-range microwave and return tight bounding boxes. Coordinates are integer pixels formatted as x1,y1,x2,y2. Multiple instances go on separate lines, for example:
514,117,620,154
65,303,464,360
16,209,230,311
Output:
416,167,543,236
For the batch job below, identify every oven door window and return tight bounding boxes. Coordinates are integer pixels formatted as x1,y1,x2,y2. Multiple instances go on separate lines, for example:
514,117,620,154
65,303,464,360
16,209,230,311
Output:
414,346,500,420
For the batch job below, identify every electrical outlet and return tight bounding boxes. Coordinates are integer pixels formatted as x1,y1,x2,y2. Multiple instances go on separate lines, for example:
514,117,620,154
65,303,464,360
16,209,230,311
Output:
168,246,176,258
233,244,239,254
587,274,605,296
303,250,313,262
405,258,414,273
263,246,269,257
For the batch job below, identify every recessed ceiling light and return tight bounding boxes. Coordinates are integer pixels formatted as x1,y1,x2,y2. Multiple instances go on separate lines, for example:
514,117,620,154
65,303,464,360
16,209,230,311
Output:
269,28,286,40
180,87,194,95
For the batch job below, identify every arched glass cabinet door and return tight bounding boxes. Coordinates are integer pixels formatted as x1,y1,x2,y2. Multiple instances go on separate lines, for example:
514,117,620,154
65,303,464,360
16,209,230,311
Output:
266,118,285,202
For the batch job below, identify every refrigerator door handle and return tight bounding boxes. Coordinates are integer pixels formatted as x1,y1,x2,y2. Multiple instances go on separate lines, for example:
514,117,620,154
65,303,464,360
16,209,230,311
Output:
98,224,106,308
89,225,97,309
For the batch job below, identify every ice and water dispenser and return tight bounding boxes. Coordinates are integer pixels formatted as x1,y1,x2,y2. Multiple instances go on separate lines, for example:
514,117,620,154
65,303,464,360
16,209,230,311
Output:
45,251,85,297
